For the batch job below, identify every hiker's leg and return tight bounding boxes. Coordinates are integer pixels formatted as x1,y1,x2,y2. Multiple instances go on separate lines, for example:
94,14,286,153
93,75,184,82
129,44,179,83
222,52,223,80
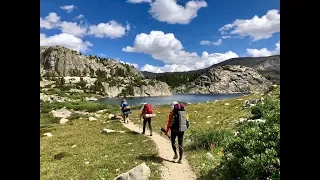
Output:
171,131,178,156
148,119,152,135
178,131,184,161
142,119,147,134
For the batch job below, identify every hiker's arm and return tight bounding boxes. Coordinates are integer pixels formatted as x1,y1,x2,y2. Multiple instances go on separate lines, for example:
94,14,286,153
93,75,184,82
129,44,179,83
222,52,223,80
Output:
165,112,172,135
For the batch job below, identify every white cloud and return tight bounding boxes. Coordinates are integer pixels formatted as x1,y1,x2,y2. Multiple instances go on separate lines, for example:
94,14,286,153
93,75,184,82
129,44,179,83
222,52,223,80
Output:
148,0,208,24
246,41,280,57
275,41,280,52
219,9,280,41
141,64,193,73
199,40,211,45
127,0,152,3
123,31,239,72
60,5,77,13
126,22,131,31
59,21,87,37
40,12,130,39
221,36,231,39
99,53,106,57
88,20,130,39
200,39,222,46
246,48,273,57
76,14,84,19
40,33,92,52
40,12,61,29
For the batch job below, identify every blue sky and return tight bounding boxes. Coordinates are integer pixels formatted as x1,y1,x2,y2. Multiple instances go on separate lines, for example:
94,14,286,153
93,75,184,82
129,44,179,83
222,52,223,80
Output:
40,0,280,73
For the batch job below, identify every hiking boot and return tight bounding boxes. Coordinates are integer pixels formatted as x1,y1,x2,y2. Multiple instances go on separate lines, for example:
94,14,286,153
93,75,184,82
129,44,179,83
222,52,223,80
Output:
173,154,178,159
141,132,145,135
177,159,182,164
150,133,152,136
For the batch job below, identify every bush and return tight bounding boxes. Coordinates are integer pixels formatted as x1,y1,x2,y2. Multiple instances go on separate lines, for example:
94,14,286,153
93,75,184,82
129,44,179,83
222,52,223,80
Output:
187,129,234,150
119,85,135,97
251,99,280,120
149,80,156,86
77,77,87,89
215,98,280,180
68,113,89,120
40,113,60,128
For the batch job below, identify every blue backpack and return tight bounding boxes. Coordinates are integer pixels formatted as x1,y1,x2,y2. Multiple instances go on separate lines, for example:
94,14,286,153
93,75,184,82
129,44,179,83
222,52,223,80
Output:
121,103,131,114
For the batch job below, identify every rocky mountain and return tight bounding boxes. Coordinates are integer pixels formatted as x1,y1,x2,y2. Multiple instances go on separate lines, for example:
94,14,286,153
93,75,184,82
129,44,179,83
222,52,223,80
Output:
207,55,280,84
40,46,172,98
174,65,272,94
142,55,280,86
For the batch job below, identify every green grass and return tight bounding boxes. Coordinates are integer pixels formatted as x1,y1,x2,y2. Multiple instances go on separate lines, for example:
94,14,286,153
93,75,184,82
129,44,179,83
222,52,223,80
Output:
40,101,119,113
40,113,61,128
40,118,161,180
129,93,262,135
40,99,162,180
68,112,89,120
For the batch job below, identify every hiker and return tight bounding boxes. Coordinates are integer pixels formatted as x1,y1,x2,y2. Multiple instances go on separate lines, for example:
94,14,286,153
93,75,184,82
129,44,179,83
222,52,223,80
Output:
121,99,131,123
140,103,153,136
164,101,189,163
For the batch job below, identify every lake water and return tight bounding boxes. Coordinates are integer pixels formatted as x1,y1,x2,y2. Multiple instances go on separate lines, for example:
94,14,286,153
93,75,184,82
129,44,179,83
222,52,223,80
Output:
96,93,247,105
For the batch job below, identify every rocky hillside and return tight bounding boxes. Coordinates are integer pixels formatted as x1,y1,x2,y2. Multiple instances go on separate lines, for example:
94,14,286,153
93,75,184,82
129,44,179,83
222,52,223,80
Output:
40,46,172,98
142,55,280,88
209,55,280,84
174,65,272,94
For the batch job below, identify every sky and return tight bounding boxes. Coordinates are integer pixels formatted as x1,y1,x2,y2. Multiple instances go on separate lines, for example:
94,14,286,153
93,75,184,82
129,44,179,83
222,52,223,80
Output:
40,0,280,73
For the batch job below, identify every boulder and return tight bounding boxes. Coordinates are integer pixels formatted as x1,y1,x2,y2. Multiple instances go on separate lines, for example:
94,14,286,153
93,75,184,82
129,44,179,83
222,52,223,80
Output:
114,163,150,180
89,117,97,121
51,108,72,118
59,118,69,124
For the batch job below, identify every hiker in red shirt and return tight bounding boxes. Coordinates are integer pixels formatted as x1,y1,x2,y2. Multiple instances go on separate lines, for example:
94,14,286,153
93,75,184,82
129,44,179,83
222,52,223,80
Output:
140,103,153,136
165,101,189,163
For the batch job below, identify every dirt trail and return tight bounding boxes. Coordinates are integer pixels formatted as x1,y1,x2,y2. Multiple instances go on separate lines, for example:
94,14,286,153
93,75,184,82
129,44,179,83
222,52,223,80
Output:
123,121,197,180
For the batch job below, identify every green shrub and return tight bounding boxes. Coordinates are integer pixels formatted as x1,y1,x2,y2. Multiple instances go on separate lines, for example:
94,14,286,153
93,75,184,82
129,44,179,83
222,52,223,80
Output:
40,113,60,128
251,99,280,120
187,129,234,150
215,98,280,180
119,85,135,97
77,77,87,89
68,113,89,120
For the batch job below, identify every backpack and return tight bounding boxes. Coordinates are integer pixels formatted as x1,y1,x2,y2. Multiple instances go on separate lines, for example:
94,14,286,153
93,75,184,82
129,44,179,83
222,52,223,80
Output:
172,103,189,132
143,104,153,114
122,103,131,112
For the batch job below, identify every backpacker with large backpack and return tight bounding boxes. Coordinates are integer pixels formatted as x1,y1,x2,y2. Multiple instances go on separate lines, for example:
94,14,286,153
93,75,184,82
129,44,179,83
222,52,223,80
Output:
171,103,189,132
142,103,156,118
121,102,131,115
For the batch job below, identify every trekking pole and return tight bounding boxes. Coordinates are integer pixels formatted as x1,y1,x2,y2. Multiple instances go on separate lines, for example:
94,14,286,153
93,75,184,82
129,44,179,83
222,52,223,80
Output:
160,128,184,150
139,118,141,133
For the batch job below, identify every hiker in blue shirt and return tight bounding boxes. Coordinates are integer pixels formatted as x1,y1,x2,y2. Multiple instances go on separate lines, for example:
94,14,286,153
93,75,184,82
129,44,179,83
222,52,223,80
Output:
121,99,131,123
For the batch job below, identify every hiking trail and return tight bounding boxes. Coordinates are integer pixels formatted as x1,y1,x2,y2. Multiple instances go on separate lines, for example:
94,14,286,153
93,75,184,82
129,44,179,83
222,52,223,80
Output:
123,121,197,180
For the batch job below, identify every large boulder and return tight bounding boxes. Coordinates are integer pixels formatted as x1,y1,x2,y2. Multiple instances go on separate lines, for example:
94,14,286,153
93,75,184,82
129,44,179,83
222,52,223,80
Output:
114,163,150,180
51,108,72,118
